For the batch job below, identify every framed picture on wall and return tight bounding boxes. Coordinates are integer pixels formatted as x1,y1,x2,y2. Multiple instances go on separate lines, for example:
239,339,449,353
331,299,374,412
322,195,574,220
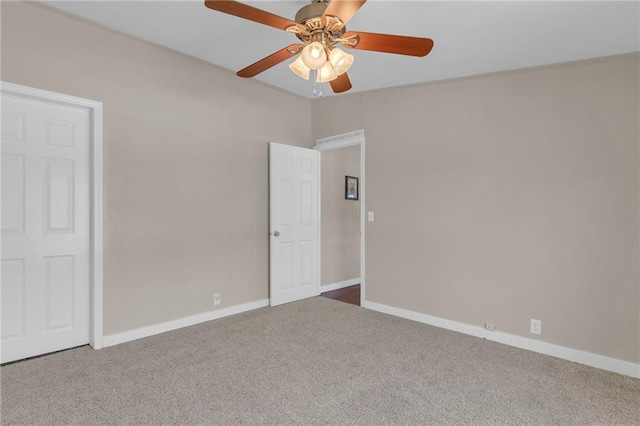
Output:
345,176,359,200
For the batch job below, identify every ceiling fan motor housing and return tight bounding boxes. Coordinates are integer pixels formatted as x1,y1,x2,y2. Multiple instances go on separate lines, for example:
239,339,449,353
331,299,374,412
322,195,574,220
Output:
295,2,328,24
294,1,346,47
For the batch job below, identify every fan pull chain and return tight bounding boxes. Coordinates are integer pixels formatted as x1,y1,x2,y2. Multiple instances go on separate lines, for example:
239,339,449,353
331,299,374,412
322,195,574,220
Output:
313,70,322,97
314,34,325,97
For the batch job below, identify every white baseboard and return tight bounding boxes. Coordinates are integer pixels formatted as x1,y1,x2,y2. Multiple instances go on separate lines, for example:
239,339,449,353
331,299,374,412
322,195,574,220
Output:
321,278,361,293
103,299,270,348
362,300,640,379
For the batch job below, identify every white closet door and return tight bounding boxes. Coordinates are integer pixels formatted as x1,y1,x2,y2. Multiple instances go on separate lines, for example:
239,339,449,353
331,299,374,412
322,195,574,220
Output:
269,142,320,306
2,94,91,363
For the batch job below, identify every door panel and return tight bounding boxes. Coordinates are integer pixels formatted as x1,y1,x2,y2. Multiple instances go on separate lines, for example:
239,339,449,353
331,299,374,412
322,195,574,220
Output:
1,259,26,341
45,159,75,233
1,154,25,234
269,143,320,306
44,255,75,331
1,95,91,363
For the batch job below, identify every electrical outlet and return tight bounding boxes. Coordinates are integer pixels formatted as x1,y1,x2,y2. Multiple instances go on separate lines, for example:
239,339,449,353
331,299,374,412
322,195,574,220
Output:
485,322,496,331
530,319,541,335
214,293,221,306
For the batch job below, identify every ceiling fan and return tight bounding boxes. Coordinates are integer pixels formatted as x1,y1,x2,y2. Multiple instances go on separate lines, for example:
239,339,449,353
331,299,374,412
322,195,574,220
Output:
204,0,434,94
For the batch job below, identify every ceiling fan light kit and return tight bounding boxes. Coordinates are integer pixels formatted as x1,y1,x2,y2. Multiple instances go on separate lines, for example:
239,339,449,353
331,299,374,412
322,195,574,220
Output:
204,0,434,94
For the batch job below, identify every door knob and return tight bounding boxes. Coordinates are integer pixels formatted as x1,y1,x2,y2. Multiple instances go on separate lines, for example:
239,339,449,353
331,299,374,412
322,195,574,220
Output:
273,231,280,237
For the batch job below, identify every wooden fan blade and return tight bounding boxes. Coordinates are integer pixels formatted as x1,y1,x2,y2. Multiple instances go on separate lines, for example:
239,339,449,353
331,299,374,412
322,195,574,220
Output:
237,44,303,78
342,31,434,57
322,0,366,26
330,73,352,93
204,0,304,32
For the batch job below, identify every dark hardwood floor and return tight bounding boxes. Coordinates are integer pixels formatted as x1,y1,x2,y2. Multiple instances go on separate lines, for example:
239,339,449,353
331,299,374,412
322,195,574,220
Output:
321,284,360,306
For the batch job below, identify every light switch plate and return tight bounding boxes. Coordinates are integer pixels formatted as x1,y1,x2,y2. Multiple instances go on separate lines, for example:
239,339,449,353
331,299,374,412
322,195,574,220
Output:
368,211,374,222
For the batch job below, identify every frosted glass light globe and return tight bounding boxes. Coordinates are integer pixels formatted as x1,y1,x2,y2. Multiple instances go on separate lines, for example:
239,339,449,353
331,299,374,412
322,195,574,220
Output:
316,62,337,83
301,42,327,70
289,55,310,80
329,48,354,76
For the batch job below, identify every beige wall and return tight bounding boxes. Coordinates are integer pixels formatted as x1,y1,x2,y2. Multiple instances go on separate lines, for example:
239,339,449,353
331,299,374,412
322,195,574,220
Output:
3,2,638,365
313,54,640,363
321,145,361,285
1,3,312,335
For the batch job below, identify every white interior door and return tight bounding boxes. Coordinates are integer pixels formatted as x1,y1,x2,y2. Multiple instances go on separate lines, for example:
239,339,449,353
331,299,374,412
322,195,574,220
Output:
269,142,320,306
2,93,91,363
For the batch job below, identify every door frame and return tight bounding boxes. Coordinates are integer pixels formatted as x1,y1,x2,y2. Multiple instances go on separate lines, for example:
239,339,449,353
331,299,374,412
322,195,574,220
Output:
313,130,365,305
1,81,104,349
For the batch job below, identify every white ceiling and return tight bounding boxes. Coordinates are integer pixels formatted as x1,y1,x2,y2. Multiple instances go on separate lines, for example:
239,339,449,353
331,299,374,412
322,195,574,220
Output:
47,1,640,99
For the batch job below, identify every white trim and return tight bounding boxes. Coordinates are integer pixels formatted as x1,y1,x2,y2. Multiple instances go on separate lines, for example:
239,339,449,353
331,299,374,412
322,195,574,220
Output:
321,278,361,293
315,130,365,151
103,299,270,348
314,130,366,306
360,137,366,303
1,82,104,350
318,153,322,296
91,102,104,349
362,300,640,379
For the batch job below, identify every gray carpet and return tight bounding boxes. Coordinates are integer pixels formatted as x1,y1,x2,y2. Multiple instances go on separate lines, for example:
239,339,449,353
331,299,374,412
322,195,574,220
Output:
1,297,639,425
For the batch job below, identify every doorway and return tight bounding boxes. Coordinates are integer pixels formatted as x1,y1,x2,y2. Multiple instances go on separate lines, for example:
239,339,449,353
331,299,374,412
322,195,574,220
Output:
314,130,365,306
1,82,103,363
